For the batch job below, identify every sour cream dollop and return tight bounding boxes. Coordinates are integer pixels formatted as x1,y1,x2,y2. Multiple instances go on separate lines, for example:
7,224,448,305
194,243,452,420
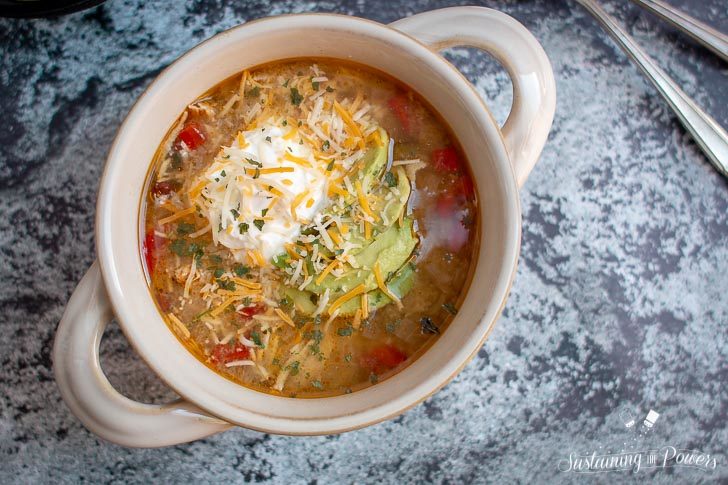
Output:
195,120,329,261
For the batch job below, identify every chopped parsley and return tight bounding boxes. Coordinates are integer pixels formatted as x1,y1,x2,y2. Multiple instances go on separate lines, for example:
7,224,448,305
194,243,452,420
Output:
261,208,269,217
420,316,440,334
233,264,250,277
217,279,236,291
384,171,397,187
337,326,353,337
369,373,379,384
322,140,330,150
230,208,240,219
176,222,195,235
213,268,225,279
286,360,300,376
220,170,226,177
251,331,264,348
282,120,287,126
209,254,223,265
265,136,272,143
325,86,334,93
169,239,187,256
246,158,262,167
326,160,334,172
252,168,261,179
311,80,320,91
311,379,323,389
238,222,249,234
385,319,401,334
344,353,352,363
170,150,183,170
442,302,458,315
290,87,303,106
246,86,260,97
253,219,265,231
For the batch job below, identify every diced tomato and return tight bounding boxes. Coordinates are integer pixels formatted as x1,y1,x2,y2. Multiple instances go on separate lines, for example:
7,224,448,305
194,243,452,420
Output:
387,94,412,133
436,195,469,252
238,304,264,319
142,229,156,275
360,345,407,375
152,181,176,197
175,122,206,150
432,147,460,172
211,342,250,364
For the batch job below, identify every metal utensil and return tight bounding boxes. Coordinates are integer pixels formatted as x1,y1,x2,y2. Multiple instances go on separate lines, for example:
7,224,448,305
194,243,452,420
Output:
629,0,728,63
576,0,728,178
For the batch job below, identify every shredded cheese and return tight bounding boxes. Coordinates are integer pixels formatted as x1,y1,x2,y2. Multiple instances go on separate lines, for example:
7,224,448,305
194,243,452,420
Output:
373,262,402,309
327,283,367,315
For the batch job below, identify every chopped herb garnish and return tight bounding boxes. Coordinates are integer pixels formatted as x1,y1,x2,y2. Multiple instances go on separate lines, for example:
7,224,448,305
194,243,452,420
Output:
272,358,280,366
323,140,330,150
247,86,260,97
297,120,302,127
233,265,250,277
311,380,323,389
279,296,292,309
170,239,187,256
420,316,440,334
290,87,303,106
326,86,334,93
384,171,397,187
209,254,223,265
170,150,183,170
287,360,300,376
326,160,335,172
261,208,269,217
282,79,289,88
253,219,265,231
344,353,352,363
220,170,226,177
369,373,379,384
217,279,236,291
177,222,195,235
312,81,320,91
385,319,401,334
238,222,249,234
314,315,322,326
251,331,264,348
246,158,262,167
213,268,225,279
443,303,458,315
253,168,261,179
265,136,272,143
230,208,240,219
282,120,288,126
337,326,353,337
241,297,252,306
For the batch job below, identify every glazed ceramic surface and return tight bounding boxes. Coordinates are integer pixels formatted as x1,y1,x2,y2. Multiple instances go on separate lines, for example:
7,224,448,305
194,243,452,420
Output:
53,7,555,447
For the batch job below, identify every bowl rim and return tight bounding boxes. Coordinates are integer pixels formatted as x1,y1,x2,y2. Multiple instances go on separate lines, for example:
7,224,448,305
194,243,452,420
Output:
96,12,522,435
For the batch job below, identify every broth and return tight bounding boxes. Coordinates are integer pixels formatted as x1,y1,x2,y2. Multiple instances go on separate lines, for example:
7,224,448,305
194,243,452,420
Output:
142,59,479,397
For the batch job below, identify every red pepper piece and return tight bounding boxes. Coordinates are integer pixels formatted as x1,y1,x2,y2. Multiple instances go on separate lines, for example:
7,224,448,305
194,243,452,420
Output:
152,181,176,197
360,345,408,375
175,122,206,150
142,229,156,275
432,146,460,172
238,304,264,319
211,342,250,364
387,94,412,133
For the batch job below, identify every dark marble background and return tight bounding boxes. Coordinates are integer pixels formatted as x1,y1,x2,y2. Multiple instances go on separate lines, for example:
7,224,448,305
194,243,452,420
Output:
1,0,726,483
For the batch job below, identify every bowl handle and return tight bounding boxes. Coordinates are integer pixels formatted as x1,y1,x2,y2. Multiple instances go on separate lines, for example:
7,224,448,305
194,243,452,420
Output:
53,261,232,447
391,7,556,187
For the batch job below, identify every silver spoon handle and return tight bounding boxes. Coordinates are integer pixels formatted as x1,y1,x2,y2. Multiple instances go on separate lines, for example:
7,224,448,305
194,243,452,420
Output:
630,0,728,63
576,0,728,178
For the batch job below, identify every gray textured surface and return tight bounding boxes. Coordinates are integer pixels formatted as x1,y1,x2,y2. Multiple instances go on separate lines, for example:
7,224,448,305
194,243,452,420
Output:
1,0,727,483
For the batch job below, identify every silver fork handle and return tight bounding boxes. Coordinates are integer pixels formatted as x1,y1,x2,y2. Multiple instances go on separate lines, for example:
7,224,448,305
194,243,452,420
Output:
576,0,728,178
630,0,728,63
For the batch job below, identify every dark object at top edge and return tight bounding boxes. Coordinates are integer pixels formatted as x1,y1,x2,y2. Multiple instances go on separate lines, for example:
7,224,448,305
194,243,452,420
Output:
0,0,106,18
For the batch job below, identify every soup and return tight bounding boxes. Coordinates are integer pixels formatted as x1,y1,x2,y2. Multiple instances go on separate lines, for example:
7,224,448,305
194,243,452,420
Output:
142,60,478,397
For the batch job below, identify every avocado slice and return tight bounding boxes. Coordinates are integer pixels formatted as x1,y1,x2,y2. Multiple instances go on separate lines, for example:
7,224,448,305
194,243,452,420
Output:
336,261,416,316
304,217,417,295
359,128,389,194
283,261,416,317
